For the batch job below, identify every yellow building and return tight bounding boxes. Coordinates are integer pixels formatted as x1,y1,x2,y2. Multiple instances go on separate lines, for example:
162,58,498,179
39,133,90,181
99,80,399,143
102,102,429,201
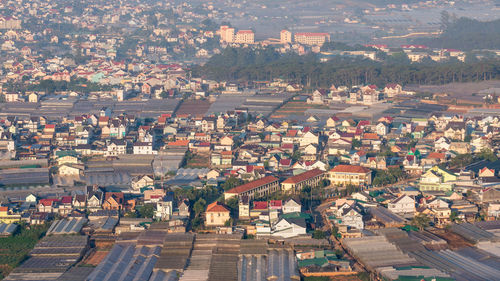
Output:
234,30,255,44
294,32,330,46
280,30,292,44
419,166,457,192
205,202,230,227
0,207,20,224
329,165,372,186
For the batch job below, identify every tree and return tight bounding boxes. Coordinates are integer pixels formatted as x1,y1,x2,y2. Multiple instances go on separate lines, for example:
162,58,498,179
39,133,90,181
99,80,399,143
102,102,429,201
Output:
225,197,239,217
440,10,451,31
477,148,498,162
137,204,156,218
193,198,206,217
411,213,431,231
312,230,326,239
222,177,243,191
449,211,461,223
351,139,362,149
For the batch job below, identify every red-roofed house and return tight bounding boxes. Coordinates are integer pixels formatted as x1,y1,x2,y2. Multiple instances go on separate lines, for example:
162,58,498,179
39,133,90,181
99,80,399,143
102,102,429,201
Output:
224,176,280,200
205,201,230,227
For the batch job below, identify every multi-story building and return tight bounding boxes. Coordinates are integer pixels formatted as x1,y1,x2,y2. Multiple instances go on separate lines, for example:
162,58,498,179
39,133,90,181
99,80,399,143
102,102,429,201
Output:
294,32,330,46
225,176,280,200
205,201,230,227
280,30,292,44
219,25,235,43
329,165,372,186
281,168,325,193
235,30,255,44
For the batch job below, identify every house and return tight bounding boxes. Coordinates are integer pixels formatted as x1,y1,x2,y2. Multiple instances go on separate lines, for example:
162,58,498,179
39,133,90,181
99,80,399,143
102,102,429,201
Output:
107,139,127,156
0,207,20,224
307,89,328,104
205,201,230,227
384,83,403,97
272,217,307,238
133,142,154,154
73,195,86,209
479,167,496,178
102,192,124,210
283,199,301,214
444,122,466,141
155,198,173,221
329,165,372,187
224,176,280,200
58,164,81,176
419,166,457,192
300,131,319,147
131,175,154,192
281,169,325,193
178,201,190,217
388,195,415,216
338,205,364,230
239,196,250,219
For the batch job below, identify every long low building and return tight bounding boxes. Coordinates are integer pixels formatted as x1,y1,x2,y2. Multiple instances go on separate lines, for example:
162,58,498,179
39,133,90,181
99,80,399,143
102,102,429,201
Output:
224,176,279,200
329,165,372,186
281,168,325,193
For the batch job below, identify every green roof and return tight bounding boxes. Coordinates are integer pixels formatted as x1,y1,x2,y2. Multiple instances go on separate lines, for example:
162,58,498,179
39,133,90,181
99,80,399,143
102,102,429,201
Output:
56,150,78,157
401,225,419,232
281,212,312,221
297,257,328,268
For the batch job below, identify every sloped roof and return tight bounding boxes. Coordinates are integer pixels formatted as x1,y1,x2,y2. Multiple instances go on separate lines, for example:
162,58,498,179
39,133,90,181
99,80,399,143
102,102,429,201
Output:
330,165,370,174
282,168,324,184
225,176,278,195
206,201,229,213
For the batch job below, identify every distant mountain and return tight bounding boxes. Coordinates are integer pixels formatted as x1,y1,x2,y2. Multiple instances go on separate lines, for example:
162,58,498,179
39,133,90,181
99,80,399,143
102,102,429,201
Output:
414,17,500,51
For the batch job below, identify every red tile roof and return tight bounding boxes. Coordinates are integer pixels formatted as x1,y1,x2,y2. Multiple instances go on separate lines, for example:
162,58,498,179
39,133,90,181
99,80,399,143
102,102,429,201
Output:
168,140,190,146
206,201,229,213
225,176,279,195
282,168,324,184
330,165,370,174
269,200,282,208
253,201,268,210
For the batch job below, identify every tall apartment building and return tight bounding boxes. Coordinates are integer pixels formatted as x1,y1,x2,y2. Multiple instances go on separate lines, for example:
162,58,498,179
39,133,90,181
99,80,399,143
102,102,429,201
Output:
225,27,235,43
234,30,255,44
294,32,330,46
280,30,292,44
219,25,235,43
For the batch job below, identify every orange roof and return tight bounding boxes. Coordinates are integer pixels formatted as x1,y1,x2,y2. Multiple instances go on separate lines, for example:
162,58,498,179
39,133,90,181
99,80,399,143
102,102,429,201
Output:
168,140,190,146
226,176,279,195
330,165,370,174
427,152,445,159
206,201,229,213
363,133,379,140
282,168,324,184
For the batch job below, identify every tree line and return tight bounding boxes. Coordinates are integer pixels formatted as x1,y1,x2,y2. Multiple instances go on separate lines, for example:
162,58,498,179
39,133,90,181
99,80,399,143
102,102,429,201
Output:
193,47,500,88
415,16,500,51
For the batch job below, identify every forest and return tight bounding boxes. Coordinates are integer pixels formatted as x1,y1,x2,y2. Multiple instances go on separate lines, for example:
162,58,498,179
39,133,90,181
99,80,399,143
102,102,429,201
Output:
415,16,500,51
192,47,500,88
